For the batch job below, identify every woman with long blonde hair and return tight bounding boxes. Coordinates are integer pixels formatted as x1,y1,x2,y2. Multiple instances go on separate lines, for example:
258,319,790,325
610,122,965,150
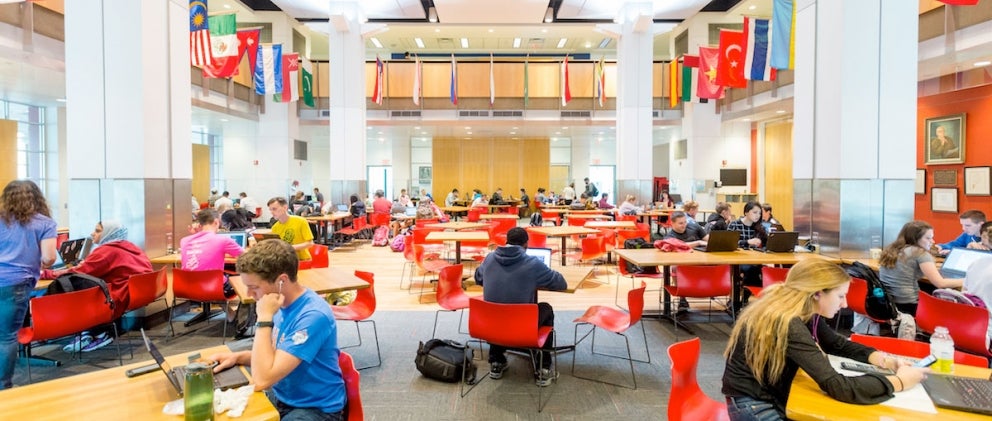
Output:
722,259,928,420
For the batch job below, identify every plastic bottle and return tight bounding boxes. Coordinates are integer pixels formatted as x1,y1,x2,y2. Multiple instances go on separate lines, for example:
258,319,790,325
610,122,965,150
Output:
929,326,955,374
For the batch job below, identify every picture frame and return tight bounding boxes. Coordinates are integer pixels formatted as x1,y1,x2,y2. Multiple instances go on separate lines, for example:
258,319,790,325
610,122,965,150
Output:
930,187,958,213
915,169,926,194
418,166,432,182
924,113,965,165
964,166,991,196
932,169,957,186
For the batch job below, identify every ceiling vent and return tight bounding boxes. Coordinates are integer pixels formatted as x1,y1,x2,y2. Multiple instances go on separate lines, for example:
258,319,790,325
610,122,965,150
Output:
560,111,591,118
390,110,423,117
459,110,490,117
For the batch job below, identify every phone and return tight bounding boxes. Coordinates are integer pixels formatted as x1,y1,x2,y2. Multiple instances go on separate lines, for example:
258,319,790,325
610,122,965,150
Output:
913,355,938,368
840,361,895,375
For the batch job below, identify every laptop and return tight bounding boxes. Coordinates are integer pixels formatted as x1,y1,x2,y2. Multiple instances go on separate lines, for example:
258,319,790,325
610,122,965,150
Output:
922,374,992,415
337,204,349,212
405,207,418,217
215,231,248,248
53,238,86,268
939,247,991,278
525,247,553,267
140,329,250,397
759,231,800,253
694,230,740,252
252,232,283,242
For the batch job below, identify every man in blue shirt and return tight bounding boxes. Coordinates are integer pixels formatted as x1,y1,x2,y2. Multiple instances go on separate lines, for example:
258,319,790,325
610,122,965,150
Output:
937,210,986,255
210,240,345,420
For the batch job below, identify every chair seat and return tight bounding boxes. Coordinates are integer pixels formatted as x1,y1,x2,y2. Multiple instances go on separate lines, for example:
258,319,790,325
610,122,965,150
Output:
536,325,553,348
574,306,632,333
332,303,374,321
663,284,731,298
422,260,452,273
439,294,470,311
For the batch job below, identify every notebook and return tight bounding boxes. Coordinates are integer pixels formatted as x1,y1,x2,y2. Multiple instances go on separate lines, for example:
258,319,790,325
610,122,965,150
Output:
140,329,250,397
759,231,800,253
922,374,992,415
54,238,86,268
215,231,248,248
939,247,991,279
694,230,740,252
525,247,553,267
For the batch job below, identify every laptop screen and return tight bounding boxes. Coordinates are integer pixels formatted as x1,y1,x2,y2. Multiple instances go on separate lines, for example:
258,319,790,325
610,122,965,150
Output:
337,204,349,212
405,207,418,216
216,231,248,248
141,329,184,395
942,248,991,274
525,247,552,267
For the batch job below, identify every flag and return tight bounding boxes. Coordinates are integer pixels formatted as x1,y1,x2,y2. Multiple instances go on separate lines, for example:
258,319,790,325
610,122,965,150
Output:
561,55,572,106
668,59,679,109
236,28,261,76
743,17,777,81
450,54,458,105
275,53,299,102
595,56,606,107
489,53,495,106
771,0,796,70
253,44,282,95
202,13,239,78
188,0,212,66
412,55,421,106
301,57,314,107
697,46,724,100
372,56,384,105
716,29,746,88
682,55,698,102
523,55,529,107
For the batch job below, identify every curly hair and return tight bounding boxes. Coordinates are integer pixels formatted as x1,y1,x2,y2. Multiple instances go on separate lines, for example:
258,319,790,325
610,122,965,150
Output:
1,180,51,225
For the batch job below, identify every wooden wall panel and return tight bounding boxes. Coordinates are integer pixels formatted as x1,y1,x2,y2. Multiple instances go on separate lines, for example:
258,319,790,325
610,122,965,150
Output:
365,62,376,97
528,63,561,97
431,138,549,200
461,140,491,193
652,63,666,97
0,120,15,189
521,138,551,198
422,62,451,98
549,165,571,195
495,63,524,96
432,138,462,199
764,121,794,230
387,61,415,97
491,138,522,193
604,63,617,97
457,63,489,97
316,62,331,97
191,144,211,204
568,62,595,98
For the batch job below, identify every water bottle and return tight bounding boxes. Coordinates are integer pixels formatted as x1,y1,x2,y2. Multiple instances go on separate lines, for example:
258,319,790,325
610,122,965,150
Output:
929,326,955,374
184,362,215,421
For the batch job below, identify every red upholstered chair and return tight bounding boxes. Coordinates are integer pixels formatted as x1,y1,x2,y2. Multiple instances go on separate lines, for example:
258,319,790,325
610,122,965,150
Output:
572,281,650,389
333,271,381,369
463,298,557,412
746,266,790,298
665,265,734,331
309,244,329,268
432,264,470,338
170,268,236,342
667,338,730,421
18,287,121,381
916,291,992,360
849,333,988,367
125,269,172,348
339,352,364,421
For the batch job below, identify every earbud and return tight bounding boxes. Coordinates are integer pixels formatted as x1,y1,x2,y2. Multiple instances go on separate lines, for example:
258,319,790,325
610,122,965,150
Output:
813,293,820,300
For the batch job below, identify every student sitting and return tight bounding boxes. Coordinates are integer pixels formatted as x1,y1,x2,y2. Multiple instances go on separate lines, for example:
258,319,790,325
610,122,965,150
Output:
936,209,985,255
878,220,963,315
597,193,614,210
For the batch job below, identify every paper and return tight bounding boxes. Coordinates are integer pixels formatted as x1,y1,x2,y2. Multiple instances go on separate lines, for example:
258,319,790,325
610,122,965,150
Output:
161,385,255,418
828,355,938,414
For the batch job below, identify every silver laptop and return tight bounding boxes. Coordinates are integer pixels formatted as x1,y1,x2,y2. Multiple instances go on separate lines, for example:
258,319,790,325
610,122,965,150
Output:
694,230,740,252
525,247,553,267
939,247,991,278
215,231,248,248
141,329,250,397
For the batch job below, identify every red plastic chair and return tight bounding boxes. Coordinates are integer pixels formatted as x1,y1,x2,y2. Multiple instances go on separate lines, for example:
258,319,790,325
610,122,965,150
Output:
466,208,482,222
399,234,417,290
432,264,470,338
665,265,734,330
849,333,988,367
567,236,611,283
463,298,557,412
333,271,381,369
309,244,329,268
125,269,172,344
617,228,650,247
616,256,662,308
540,210,561,226
526,228,549,248
415,218,439,228
846,278,891,324
667,338,730,421
916,291,992,360
18,287,121,381
746,266,790,298
412,227,446,255
369,212,390,228
412,244,452,301
572,281,650,389
339,351,364,421
170,268,236,342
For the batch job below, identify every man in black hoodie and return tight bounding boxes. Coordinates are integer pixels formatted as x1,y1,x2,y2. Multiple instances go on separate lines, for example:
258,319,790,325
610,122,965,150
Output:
474,227,566,386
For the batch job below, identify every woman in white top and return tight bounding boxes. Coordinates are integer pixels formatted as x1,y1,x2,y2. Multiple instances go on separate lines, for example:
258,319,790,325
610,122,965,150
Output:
618,195,639,215
471,194,489,208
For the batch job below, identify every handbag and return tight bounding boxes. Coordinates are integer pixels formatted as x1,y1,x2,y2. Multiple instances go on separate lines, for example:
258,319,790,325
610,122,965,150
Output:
415,339,477,384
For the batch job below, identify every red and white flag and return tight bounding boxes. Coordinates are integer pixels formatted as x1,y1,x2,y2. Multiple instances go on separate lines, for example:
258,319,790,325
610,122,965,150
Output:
561,55,572,106
276,53,299,102
373,56,384,105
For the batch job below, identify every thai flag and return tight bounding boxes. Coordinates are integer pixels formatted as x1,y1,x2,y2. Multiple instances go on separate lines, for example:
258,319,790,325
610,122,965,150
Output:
744,17,777,81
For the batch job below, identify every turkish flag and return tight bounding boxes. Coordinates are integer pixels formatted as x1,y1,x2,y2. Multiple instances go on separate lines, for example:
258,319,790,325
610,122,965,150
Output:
938,0,979,5
717,29,746,88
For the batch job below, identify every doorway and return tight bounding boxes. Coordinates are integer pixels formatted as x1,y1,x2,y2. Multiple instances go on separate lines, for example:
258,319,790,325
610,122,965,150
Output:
588,165,615,206
367,166,393,200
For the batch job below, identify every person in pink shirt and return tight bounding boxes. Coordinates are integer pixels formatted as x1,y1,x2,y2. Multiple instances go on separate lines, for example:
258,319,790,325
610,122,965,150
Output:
181,209,244,322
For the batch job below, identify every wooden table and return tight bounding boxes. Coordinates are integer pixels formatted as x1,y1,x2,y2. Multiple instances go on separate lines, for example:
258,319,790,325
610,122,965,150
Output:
424,222,491,231
585,221,636,229
479,214,519,220
557,266,596,293
425,231,490,264
150,254,238,265
439,206,471,220
528,226,602,266
306,212,353,244
0,345,277,420
228,267,370,304
788,364,992,420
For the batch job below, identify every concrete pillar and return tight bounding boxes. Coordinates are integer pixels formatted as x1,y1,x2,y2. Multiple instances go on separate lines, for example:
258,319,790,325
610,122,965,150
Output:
326,1,369,205
613,1,655,203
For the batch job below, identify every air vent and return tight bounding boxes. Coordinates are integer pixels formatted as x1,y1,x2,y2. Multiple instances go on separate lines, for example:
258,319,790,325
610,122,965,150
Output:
527,38,544,48
458,110,490,117
652,110,660,118
319,110,331,118
437,38,455,49
293,140,308,161
560,111,591,118
390,110,422,117
492,110,523,117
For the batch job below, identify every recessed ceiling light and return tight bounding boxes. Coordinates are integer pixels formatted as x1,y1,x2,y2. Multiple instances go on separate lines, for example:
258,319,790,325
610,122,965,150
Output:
370,37,383,48
584,42,592,48
562,127,569,130
542,28,548,33
414,126,421,130
748,5,757,10
776,110,786,114
488,29,494,33
510,131,516,135
557,38,567,48
975,60,991,67
513,38,521,48
435,28,440,33
743,118,751,121
465,126,471,130
223,3,231,9
461,38,469,48
415,38,425,48
56,98,67,102
598,38,610,49
467,131,473,135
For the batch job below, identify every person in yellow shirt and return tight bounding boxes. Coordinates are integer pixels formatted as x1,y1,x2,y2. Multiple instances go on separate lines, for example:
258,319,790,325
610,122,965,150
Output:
267,197,314,260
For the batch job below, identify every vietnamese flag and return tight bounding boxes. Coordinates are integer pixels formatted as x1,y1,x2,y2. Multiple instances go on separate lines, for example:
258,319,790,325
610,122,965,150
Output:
696,47,724,100
716,29,746,88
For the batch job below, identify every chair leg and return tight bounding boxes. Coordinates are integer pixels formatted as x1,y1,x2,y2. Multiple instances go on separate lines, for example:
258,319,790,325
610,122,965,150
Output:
340,320,381,370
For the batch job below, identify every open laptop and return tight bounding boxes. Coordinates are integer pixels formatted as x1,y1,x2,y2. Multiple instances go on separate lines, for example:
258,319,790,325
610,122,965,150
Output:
215,231,248,248
525,247,553,267
405,207,418,217
252,232,283,242
53,238,86,269
141,329,250,397
922,374,992,415
337,204,349,212
939,247,991,278
694,230,740,252
759,231,800,253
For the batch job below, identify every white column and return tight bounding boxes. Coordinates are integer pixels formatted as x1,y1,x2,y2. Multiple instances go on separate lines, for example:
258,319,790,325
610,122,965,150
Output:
326,1,369,203
613,1,654,201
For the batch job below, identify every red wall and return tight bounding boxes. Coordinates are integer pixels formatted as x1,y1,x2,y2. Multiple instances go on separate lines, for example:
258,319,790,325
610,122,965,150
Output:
916,84,992,242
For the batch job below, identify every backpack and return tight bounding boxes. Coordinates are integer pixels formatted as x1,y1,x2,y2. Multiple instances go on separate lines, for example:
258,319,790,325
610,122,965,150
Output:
529,212,544,227
390,233,407,252
621,238,658,274
46,272,114,309
372,226,390,246
933,288,988,309
589,183,599,198
842,261,899,320
415,339,477,384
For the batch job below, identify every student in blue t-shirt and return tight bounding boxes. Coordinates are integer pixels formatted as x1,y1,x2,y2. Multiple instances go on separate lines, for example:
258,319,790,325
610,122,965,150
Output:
936,209,986,255
210,240,345,420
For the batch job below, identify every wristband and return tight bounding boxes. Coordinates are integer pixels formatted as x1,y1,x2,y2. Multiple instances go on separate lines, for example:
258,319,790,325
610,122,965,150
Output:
892,376,903,392
255,321,274,329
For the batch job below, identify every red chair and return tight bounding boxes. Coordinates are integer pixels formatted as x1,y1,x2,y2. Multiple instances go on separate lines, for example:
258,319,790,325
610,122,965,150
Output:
665,265,734,331
572,281,649,389
334,216,367,245
412,244,452,301
339,351,364,421
432,264,470,338
333,271,381,369
411,227,445,255
567,236,611,283
617,227,650,247
415,218,439,228
746,266,790,298
309,244,329,268
667,338,730,421
916,291,992,360
463,298,557,412
849,334,988,367
170,268,236,342
18,287,121,381
399,234,417,290
466,208,482,222
125,269,172,344
525,228,548,248
846,278,891,324
616,256,662,308
540,210,561,226
298,259,313,270
369,212,390,228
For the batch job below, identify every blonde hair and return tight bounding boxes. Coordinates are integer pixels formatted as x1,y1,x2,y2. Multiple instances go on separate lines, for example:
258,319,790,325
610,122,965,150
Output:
724,259,850,386
625,194,636,203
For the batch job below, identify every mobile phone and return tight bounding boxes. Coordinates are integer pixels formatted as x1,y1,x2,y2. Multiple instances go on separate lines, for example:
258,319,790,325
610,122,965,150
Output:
840,361,895,375
913,355,938,368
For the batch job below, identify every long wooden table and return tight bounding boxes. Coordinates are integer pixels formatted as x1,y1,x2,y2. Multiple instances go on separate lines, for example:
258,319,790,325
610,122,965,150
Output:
229,267,370,304
425,231,490,264
305,212,353,244
0,345,277,420
528,226,602,266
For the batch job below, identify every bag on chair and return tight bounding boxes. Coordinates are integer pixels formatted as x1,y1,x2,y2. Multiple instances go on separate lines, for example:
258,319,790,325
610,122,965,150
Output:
843,261,899,321
371,226,390,246
415,339,477,384
46,272,114,309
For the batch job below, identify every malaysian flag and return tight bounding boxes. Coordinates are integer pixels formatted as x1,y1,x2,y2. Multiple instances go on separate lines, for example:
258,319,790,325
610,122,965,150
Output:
189,0,213,67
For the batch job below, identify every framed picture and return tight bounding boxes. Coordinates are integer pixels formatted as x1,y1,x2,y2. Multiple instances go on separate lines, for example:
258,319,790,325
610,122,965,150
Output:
924,113,965,165
932,169,957,186
964,166,991,196
418,166,432,182
931,187,958,213
915,169,926,194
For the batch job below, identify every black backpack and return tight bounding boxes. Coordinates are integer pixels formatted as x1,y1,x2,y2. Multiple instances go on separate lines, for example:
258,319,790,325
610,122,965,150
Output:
415,339,477,384
46,272,115,310
622,238,658,274
843,261,898,320
529,212,544,227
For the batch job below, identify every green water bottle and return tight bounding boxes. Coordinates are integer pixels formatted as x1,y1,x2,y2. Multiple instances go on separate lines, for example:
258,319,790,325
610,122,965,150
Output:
184,362,215,421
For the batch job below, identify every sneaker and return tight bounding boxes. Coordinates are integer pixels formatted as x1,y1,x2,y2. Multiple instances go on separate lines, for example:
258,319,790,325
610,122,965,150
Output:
536,368,559,387
489,362,507,380
82,333,113,353
63,334,93,353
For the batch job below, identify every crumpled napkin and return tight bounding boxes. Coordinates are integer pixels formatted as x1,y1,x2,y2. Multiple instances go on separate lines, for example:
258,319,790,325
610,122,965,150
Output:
161,385,255,417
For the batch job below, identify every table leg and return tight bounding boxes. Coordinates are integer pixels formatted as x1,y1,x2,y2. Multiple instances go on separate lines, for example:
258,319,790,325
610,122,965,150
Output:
184,302,218,327
454,240,462,264
560,237,568,266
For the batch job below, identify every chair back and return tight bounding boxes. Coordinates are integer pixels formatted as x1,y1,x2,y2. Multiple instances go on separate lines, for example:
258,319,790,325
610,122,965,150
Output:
667,337,730,421
468,298,542,348
760,266,789,288
578,235,607,261
415,218,439,228
20,287,113,343
849,333,989,367
339,352,364,421
126,269,168,312
310,244,329,268
412,227,443,245
369,213,390,227
917,291,992,357
436,265,468,311
402,234,416,262
525,228,549,249
172,268,228,302
672,265,732,297
467,209,482,222
617,228,650,247
627,281,647,326
347,271,377,319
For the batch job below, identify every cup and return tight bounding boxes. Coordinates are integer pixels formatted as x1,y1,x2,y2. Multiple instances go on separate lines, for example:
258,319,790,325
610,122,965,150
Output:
184,362,215,421
810,232,820,254
869,248,882,260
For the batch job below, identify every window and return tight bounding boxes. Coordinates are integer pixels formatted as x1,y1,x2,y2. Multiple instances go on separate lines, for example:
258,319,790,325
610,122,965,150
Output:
192,130,224,192
5,100,46,184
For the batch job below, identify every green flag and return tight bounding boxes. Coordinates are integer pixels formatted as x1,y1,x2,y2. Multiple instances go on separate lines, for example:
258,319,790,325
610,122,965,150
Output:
523,56,529,107
301,57,314,108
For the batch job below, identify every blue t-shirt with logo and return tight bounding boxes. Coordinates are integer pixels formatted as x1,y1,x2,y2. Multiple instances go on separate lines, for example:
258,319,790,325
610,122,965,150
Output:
0,215,57,287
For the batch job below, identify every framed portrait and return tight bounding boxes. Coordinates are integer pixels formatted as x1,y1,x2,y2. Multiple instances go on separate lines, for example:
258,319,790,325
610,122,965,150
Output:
924,113,965,165
418,166,432,182
931,187,958,213
964,166,991,196
915,169,926,194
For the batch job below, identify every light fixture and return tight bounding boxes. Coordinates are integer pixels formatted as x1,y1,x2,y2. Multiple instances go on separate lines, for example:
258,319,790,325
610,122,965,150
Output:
544,7,554,23
748,5,757,10
488,29,494,33
461,38,469,48
510,131,517,135
415,38,425,48
513,38,521,48
743,118,751,122
435,28,440,32
975,60,991,67
370,37,383,48
557,38,567,48
541,28,548,33
223,3,231,9
598,38,610,48
465,126,471,130
584,42,592,48
56,98,67,102
776,110,786,114
428,6,437,23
